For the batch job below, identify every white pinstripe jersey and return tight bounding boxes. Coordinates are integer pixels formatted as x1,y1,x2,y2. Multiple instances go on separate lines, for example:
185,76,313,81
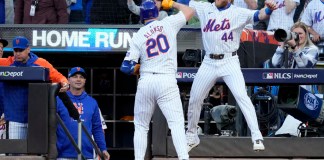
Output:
124,12,186,74
267,0,300,31
301,0,324,38
189,1,256,54
234,0,249,9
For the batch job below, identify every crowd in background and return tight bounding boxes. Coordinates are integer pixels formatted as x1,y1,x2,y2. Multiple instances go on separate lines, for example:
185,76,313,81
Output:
0,0,313,26
0,0,323,49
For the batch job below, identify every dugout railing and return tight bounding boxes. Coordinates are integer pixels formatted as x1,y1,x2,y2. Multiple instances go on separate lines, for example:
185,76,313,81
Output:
0,67,58,159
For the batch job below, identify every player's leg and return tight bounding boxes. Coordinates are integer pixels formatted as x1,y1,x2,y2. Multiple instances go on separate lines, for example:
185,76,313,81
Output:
8,121,28,139
222,58,264,149
133,78,156,160
187,62,218,148
157,77,189,159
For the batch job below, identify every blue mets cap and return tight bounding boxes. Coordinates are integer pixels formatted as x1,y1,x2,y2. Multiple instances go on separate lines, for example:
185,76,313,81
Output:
68,67,87,78
12,36,30,49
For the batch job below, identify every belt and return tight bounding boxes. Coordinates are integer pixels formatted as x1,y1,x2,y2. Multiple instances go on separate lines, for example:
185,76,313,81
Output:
209,51,237,60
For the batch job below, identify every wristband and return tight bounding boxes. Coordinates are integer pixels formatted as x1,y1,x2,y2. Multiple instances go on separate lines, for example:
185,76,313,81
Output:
265,7,273,15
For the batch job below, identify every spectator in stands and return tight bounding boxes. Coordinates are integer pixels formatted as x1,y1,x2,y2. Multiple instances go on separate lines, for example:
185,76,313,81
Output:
271,22,319,69
267,0,300,31
14,0,69,24
0,36,69,140
127,0,168,23
56,67,110,160
300,0,324,44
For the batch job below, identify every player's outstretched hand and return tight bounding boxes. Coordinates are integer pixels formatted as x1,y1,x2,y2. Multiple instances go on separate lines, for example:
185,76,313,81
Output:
59,82,69,92
265,0,278,10
102,150,110,160
162,0,174,10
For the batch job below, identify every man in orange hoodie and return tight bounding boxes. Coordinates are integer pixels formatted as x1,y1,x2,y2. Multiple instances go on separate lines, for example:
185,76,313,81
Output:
0,36,69,139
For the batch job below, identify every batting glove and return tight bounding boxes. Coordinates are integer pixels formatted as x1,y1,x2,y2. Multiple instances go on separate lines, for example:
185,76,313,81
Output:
162,0,174,10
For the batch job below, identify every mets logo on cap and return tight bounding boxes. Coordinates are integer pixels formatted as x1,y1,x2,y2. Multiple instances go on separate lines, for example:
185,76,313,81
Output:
15,38,20,45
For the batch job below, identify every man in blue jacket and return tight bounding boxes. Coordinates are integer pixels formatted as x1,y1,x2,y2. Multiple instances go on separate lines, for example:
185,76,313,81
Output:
56,67,110,160
0,36,69,140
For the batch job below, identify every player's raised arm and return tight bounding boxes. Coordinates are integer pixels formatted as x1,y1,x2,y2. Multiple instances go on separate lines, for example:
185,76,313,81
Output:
162,0,195,21
255,0,278,21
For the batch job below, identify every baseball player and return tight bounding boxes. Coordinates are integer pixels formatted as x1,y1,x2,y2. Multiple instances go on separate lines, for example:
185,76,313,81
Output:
300,0,324,44
163,0,278,152
120,0,194,159
267,0,300,31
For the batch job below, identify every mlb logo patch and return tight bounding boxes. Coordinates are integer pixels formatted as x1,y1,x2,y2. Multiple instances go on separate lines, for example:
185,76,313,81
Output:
262,72,273,79
176,72,182,78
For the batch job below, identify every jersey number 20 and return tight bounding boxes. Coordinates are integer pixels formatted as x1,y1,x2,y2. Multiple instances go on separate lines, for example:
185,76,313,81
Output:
146,34,170,58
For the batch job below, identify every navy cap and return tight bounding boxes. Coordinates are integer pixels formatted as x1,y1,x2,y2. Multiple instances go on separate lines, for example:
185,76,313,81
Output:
12,36,29,49
68,67,87,78
0,38,8,47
